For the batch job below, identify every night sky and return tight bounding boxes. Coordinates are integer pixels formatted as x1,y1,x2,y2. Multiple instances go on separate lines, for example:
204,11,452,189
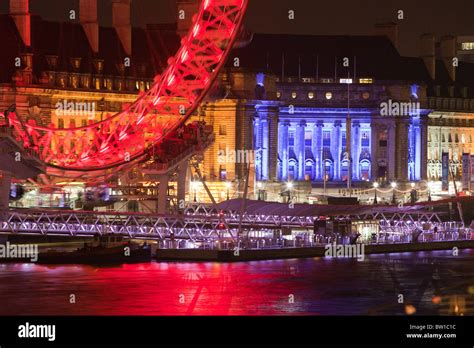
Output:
1,0,473,57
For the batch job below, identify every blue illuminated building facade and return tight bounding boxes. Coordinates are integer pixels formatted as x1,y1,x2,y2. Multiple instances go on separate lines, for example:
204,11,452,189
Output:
227,33,434,188
251,82,429,185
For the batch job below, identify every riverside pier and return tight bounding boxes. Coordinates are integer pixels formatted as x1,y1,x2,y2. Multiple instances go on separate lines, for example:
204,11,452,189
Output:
1,197,473,262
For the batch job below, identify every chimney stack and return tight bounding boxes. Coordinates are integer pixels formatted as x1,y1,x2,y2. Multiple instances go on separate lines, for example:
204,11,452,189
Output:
80,0,99,53
112,0,132,56
10,0,31,47
440,35,457,82
177,0,200,38
374,23,399,52
420,33,436,80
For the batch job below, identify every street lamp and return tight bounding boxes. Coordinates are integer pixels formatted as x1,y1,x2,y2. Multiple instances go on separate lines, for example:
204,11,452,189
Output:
286,181,293,203
226,181,231,200
391,181,397,204
373,182,379,204
428,181,434,202
257,182,264,201
410,182,416,203
191,181,198,202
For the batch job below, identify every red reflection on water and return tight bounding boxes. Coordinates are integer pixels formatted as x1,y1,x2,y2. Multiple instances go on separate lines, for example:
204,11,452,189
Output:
2,249,473,315
0,260,315,315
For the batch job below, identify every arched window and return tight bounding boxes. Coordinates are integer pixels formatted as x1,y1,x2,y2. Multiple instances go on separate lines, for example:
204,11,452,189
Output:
360,160,371,181
340,159,349,181
323,160,333,181
305,160,314,181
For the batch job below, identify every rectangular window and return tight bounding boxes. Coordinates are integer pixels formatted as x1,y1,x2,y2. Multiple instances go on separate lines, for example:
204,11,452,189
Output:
305,131,312,147
462,42,474,50
342,131,346,147
361,132,370,147
323,131,331,147
339,78,353,84
219,124,227,135
379,130,387,147
359,78,373,84
219,166,227,181
289,131,295,146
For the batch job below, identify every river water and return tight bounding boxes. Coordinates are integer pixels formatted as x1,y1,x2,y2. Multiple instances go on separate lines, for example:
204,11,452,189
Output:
0,249,473,315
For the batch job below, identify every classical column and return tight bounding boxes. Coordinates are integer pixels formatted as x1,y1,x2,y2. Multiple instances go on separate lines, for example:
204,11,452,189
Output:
313,121,323,180
420,117,429,180
413,123,421,180
253,116,262,180
331,121,342,180
295,120,306,180
279,120,290,180
395,118,410,181
370,122,379,180
267,107,279,181
352,121,361,181
261,118,269,180
387,121,396,181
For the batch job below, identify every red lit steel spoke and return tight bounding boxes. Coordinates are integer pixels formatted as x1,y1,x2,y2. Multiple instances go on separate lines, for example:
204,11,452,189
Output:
7,0,248,178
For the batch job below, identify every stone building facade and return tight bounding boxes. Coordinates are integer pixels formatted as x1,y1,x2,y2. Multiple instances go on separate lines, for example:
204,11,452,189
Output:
2,0,474,206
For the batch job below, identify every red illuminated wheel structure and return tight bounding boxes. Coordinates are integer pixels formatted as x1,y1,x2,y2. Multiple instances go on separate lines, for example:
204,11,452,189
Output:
6,0,248,179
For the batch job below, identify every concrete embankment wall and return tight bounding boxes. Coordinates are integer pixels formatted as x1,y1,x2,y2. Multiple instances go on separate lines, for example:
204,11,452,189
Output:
155,240,474,262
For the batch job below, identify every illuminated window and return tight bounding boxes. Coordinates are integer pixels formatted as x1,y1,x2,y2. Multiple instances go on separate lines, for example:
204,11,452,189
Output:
308,92,314,99
305,131,312,146
323,131,331,146
276,91,281,99
219,125,227,135
379,130,388,147
362,92,370,100
361,132,370,147
461,42,474,50
289,131,295,146
339,78,353,84
321,78,333,83
219,166,227,181
325,92,333,100
291,92,297,99
359,78,373,84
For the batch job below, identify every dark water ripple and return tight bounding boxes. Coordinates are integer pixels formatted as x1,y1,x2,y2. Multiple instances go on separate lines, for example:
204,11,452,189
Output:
0,249,473,315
